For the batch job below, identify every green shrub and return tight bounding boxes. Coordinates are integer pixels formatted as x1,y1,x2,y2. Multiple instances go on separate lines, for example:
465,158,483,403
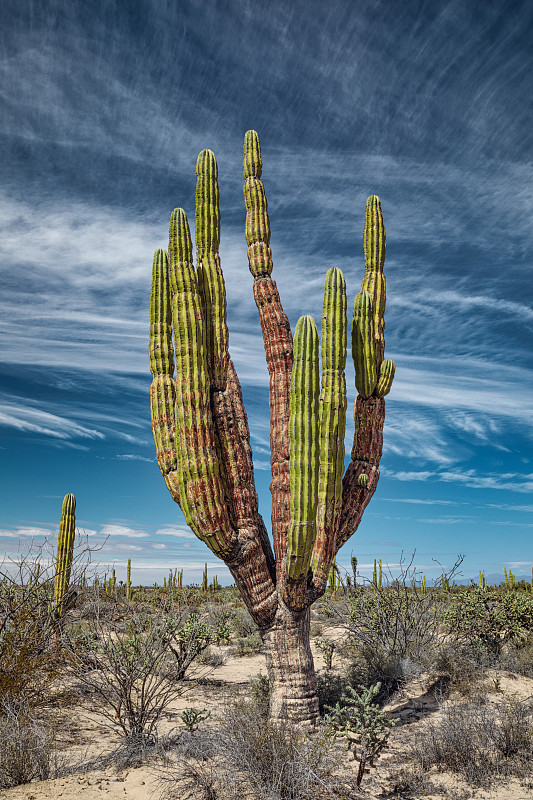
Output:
444,588,533,656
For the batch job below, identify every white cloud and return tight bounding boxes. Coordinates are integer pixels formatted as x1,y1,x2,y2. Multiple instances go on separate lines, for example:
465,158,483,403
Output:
380,497,462,506
115,454,154,463
382,470,434,482
155,526,196,539
99,524,150,539
0,526,52,539
0,403,104,441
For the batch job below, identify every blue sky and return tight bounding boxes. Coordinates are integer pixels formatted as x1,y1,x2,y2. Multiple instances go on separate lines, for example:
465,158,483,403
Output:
1,0,532,586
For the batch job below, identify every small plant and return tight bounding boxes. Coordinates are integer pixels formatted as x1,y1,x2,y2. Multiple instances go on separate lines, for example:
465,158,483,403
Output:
181,707,211,732
326,682,396,787
315,636,336,670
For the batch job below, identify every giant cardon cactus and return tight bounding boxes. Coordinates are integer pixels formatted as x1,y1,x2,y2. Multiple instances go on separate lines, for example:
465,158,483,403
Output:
53,493,76,617
149,131,395,724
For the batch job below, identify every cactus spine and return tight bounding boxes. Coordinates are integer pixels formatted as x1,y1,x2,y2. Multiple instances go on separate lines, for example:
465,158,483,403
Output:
54,493,76,617
149,132,395,725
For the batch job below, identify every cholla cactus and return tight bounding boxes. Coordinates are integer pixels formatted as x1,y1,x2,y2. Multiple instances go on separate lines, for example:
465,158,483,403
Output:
53,493,76,617
325,682,396,787
149,132,395,724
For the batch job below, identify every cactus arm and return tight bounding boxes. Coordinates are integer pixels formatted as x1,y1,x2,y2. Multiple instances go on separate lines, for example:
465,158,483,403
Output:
149,248,181,502
286,315,320,583
336,196,393,554
361,195,386,368
195,149,229,391
168,207,234,557
194,148,277,620
309,268,347,594
243,130,293,580
212,359,277,622
375,359,395,398
352,290,377,398
54,493,76,616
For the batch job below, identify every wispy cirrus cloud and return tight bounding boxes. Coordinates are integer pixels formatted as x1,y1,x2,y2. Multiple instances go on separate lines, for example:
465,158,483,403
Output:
115,454,154,463
0,402,104,441
383,467,533,495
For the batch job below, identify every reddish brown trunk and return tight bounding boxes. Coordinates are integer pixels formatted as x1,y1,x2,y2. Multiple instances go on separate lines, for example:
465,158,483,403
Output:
261,600,319,726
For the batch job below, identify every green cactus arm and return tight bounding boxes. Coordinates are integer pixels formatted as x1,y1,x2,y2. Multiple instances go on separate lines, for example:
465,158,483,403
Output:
361,195,386,368
375,359,395,398
309,267,347,592
195,149,229,391
286,315,320,581
54,493,76,615
352,290,377,398
167,207,234,557
149,249,181,500
243,130,293,579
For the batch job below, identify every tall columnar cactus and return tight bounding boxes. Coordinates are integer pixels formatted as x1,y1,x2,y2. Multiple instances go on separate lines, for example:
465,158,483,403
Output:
126,558,132,600
53,493,76,617
149,132,395,725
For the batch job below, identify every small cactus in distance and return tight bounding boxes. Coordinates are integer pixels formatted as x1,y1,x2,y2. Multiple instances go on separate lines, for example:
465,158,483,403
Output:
126,558,132,600
54,493,76,617
328,559,341,594
372,558,382,589
202,563,208,593
351,555,358,587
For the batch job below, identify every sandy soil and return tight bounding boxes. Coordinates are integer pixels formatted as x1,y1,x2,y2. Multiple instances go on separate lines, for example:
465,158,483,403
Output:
1,642,532,800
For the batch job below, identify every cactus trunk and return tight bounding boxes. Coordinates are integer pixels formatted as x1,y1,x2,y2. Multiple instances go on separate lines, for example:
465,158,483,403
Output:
261,603,318,724
148,132,395,725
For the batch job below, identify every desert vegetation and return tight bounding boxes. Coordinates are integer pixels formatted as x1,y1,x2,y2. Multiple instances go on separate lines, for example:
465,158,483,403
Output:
1,522,533,799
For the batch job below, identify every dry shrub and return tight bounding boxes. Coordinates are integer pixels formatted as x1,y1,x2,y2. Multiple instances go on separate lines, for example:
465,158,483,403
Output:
408,694,533,787
157,689,355,800
0,700,59,789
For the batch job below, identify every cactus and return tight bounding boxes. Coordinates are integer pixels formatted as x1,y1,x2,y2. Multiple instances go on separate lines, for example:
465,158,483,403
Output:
351,555,358,588
371,557,383,589
148,132,395,725
202,563,208,593
53,493,76,617
479,569,486,590
126,558,132,600
327,559,340,594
